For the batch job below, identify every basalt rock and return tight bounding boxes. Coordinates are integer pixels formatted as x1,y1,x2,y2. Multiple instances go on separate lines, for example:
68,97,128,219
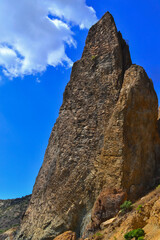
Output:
17,12,160,240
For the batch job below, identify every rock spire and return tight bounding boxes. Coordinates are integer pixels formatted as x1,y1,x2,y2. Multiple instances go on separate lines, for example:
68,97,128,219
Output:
17,12,160,240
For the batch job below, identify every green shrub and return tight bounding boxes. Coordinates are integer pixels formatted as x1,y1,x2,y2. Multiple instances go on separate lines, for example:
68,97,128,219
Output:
137,237,144,240
124,228,145,240
96,232,103,237
156,184,160,189
92,232,104,239
0,229,6,234
120,200,133,213
136,205,143,213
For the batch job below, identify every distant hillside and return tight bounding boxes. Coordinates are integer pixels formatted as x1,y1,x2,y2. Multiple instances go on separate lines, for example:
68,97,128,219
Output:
0,195,31,234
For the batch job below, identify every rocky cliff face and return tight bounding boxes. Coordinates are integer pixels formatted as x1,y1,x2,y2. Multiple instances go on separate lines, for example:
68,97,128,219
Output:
17,12,160,240
0,195,31,235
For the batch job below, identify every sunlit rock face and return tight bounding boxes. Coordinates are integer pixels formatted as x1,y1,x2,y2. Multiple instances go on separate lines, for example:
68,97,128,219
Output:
16,12,160,240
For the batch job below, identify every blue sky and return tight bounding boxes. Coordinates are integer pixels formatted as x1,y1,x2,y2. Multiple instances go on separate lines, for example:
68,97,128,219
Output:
0,0,159,199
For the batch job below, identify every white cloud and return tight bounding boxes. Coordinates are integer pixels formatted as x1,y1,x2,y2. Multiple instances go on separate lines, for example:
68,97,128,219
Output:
46,0,97,29
0,0,97,78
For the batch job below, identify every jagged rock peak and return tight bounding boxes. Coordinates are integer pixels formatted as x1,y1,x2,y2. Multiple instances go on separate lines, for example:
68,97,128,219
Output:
16,12,160,240
82,11,131,70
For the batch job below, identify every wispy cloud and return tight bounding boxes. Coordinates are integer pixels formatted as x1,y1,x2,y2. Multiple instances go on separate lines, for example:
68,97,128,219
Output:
0,0,97,78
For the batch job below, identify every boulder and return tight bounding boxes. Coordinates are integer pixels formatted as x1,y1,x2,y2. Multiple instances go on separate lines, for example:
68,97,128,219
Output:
89,189,126,230
100,217,116,230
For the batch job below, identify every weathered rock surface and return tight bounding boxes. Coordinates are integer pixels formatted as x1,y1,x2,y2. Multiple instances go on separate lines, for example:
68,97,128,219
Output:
17,11,160,240
0,195,31,235
85,187,160,240
53,231,76,240
100,217,116,230
86,189,126,232
0,227,18,240
99,64,159,200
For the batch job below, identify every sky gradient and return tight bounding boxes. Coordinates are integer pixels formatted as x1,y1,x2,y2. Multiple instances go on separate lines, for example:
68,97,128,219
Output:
0,0,159,199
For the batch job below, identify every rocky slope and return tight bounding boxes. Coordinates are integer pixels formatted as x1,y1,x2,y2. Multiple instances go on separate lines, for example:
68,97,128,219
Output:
55,186,160,240
102,186,160,240
0,195,31,235
16,12,160,240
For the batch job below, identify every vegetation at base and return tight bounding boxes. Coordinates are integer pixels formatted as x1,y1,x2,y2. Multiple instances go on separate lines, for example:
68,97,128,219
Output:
124,228,145,240
120,200,133,213
0,229,6,234
136,205,143,213
92,232,104,239
156,184,160,189
95,232,103,237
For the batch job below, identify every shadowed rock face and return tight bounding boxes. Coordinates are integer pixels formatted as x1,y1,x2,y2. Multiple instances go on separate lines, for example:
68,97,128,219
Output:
17,12,160,240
